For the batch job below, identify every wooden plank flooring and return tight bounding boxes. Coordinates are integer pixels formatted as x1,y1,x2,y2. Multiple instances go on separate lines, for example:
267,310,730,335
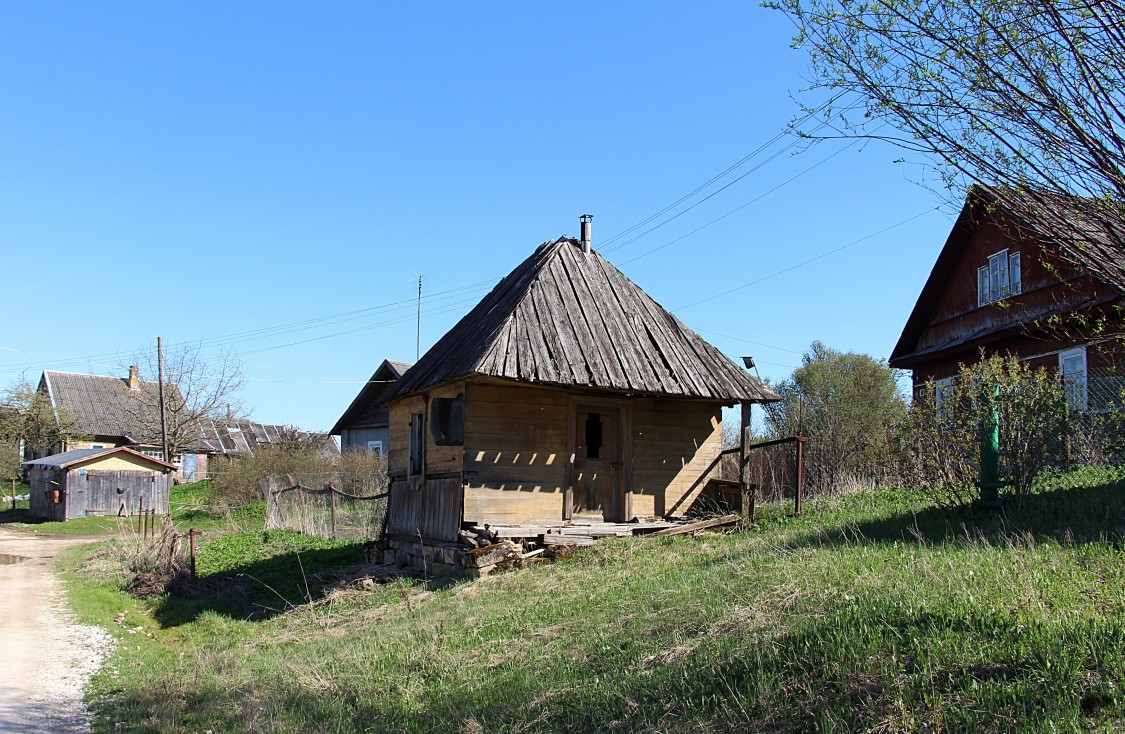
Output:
488,518,680,543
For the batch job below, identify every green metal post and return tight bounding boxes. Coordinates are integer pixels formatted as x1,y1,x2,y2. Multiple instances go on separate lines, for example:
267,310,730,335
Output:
978,384,1001,509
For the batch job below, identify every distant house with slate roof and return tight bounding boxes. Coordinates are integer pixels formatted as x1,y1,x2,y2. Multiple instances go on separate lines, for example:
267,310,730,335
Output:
330,359,413,455
35,368,338,480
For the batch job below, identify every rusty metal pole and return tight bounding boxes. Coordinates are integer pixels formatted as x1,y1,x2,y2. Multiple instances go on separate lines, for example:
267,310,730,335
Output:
330,485,338,540
795,434,807,517
10,479,15,511
137,495,145,533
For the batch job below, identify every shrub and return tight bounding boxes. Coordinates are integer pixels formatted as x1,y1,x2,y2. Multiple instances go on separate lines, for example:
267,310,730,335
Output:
209,444,387,506
898,354,1086,507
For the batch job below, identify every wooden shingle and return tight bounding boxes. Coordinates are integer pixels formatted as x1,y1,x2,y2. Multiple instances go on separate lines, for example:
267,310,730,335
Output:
385,237,779,403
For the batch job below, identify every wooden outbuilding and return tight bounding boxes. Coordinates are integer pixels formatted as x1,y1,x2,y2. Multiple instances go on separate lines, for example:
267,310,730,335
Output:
377,222,779,571
23,447,175,522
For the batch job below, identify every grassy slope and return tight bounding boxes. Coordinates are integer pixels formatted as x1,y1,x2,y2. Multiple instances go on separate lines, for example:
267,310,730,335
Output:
66,468,1125,733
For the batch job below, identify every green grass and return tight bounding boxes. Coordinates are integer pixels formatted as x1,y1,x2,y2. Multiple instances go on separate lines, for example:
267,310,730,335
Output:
64,467,1125,733
2,480,264,535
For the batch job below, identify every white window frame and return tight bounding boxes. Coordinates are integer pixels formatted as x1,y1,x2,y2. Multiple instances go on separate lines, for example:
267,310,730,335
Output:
935,377,955,421
1059,346,1088,412
366,439,384,457
977,249,1022,306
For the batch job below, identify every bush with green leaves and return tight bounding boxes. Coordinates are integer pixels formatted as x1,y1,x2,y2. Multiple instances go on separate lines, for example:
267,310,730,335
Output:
764,341,906,494
899,354,1091,507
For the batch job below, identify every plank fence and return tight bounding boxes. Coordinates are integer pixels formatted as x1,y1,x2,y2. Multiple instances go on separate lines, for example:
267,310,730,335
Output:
261,472,388,541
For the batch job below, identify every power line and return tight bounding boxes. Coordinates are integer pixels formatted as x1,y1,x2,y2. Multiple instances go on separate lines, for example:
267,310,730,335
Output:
0,278,499,373
599,94,846,251
620,137,863,266
672,206,941,313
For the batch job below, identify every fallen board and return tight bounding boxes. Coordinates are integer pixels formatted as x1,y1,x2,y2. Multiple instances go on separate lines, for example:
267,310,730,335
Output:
650,514,741,537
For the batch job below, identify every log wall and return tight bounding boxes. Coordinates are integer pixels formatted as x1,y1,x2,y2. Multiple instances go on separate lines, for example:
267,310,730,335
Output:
632,398,723,517
387,382,465,479
462,382,569,525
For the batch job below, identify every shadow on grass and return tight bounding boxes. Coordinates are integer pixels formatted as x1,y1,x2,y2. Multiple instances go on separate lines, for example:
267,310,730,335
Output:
785,474,1125,552
95,599,1125,733
151,543,369,628
0,508,31,525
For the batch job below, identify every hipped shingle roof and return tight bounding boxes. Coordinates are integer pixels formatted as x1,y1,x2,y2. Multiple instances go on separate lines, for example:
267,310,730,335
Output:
385,237,779,403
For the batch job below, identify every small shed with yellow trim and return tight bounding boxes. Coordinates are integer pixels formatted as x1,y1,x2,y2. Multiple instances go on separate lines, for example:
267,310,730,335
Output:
23,447,175,522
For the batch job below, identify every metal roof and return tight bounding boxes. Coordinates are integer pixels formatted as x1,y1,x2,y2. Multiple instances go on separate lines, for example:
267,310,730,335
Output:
21,446,175,471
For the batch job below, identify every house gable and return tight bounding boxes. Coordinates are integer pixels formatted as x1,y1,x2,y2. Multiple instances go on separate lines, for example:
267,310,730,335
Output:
330,359,411,436
890,187,1124,376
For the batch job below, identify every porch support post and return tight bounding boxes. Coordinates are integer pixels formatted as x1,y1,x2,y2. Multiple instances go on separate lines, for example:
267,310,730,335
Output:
739,401,755,522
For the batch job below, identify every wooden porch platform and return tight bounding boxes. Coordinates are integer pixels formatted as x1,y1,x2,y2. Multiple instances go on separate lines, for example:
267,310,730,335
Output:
487,516,738,547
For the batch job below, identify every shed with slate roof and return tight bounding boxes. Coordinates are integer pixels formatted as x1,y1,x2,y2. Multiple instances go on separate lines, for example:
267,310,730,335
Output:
22,446,174,522
378,219,780,547
330,359,413,454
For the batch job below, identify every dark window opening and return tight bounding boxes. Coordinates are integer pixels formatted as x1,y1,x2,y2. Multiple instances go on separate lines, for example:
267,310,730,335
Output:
408,412,425,478
430,394,465,446
585,412,603,459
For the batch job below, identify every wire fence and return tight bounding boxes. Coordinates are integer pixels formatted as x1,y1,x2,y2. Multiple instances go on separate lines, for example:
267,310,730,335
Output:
262,472,388,541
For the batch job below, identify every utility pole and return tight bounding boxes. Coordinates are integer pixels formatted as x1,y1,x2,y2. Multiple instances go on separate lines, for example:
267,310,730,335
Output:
416,275,422,361
157,337,169,462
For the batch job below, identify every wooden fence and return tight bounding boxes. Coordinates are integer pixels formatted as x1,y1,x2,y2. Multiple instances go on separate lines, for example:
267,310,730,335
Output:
261,473,388,540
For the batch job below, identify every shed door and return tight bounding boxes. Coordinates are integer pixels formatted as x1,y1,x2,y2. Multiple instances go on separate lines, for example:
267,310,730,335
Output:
572,404,626,522
70,470,88,518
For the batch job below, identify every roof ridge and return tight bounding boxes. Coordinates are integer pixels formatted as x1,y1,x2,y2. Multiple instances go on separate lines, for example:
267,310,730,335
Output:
381,235,779,403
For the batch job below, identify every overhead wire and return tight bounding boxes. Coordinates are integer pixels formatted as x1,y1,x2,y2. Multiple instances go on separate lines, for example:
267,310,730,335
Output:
1,99,912,380
672,206,941,313
598,93,844,251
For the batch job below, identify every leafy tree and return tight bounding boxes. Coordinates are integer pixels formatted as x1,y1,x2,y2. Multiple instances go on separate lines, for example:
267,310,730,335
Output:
0,378,87,478
771,0,1125,257
764,341,906,492
898,354,1091,507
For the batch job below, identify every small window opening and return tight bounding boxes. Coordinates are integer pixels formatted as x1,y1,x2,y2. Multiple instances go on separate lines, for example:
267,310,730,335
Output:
585,412,603,459
408,412,425,478
430,394,465,446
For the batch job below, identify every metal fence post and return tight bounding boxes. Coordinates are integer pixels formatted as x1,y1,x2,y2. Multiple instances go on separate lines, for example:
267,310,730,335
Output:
795,434,807,517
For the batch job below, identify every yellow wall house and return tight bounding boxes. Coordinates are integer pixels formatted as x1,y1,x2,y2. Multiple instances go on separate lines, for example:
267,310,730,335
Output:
377,218,780,564
23,446,174,522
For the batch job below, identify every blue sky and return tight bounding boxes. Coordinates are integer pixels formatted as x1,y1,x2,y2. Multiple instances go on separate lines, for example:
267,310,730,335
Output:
0,3,954,430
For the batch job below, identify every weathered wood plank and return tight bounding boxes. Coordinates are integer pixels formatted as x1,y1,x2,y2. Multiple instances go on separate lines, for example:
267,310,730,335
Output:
539,256,609,387
558,244,630,389
651,514,740,536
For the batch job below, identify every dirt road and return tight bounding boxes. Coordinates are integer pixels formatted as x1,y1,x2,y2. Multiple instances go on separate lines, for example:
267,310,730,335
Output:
0,527,112,733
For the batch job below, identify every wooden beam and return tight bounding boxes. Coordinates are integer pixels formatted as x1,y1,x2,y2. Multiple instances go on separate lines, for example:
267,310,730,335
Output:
650,514,740,537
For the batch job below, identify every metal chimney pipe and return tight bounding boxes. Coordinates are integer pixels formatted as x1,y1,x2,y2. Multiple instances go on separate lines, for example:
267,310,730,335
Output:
580,214,593,253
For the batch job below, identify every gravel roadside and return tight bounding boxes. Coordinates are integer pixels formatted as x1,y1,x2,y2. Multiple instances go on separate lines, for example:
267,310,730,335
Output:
0,527,113,734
